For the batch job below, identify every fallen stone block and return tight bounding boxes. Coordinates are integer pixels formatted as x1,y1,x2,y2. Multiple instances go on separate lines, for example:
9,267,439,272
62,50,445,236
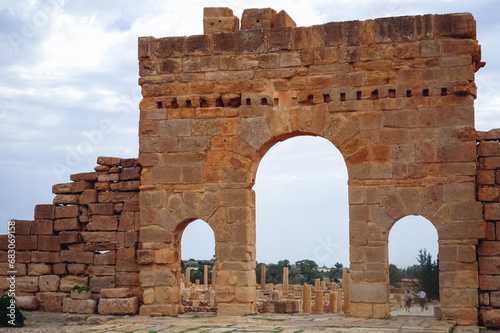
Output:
16,296,38,310
98,297,138,315
63,298,97,314
39,292,68,312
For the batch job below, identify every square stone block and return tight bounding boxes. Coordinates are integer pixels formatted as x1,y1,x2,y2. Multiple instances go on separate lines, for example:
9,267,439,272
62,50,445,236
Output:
98,297,138,315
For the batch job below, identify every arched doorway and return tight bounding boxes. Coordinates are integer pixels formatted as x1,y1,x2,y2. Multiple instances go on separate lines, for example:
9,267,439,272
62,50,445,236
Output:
253,135,349,313
178,219,216,312
388,215,439,316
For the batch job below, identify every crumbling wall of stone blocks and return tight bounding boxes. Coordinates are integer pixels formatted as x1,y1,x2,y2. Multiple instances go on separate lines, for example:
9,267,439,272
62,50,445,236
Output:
0,157,142,313
477,130,500,328
137,7,485,323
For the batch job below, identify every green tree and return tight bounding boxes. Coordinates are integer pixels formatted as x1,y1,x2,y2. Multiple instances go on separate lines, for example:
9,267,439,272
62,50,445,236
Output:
389,264,403,287
414,249,439,300
295,259,320,284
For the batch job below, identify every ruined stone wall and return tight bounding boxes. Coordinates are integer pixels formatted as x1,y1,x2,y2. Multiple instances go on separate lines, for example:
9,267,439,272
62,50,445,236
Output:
0,157,142,311
137,7,484,324
477,130,500,327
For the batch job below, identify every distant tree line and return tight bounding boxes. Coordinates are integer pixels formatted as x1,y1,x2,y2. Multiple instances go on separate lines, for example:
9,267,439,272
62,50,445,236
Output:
255,259,345,285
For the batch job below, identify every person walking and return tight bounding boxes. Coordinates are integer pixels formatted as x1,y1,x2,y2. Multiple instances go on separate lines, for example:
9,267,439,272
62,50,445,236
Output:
404,290,412,311
417,289,426,311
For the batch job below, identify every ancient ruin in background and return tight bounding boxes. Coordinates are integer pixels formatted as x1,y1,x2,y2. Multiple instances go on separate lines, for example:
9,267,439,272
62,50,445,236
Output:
1,7,500,328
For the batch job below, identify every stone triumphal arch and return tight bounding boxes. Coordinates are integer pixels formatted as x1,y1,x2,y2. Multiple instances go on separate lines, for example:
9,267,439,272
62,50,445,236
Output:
3,7,500,328
137,7,484,322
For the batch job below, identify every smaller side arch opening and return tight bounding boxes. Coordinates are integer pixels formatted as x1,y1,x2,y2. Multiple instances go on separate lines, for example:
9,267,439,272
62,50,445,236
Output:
177,219,217,312
388,215,439,317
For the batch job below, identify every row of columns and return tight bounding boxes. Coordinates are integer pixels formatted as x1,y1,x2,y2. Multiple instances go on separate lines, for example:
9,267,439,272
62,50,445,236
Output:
260,264,351,314
184,265,216,289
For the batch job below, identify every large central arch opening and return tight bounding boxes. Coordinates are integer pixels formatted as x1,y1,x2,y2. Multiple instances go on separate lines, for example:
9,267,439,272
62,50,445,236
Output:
253,135,349,313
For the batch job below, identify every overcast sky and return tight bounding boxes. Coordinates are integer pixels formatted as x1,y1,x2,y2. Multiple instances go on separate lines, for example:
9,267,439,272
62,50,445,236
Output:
1,0,498,269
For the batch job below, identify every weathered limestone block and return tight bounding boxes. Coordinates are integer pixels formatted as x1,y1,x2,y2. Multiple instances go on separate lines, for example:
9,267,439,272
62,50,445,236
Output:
54,194,81,205
17,276,39,292
97,156,122,166
350,284,388,303
87,215,118,231
70,172,98,182
16,235,37,250
52,181,92,194
80,189,97,204
37,235,60,251
31,250,59,264
98,297,138,315
13,220,32,235
60,276,89,292
274,10,296,28
480,275,500,290
90,276,115,293
100,287,132,298
16,296,38,310
32,220,53,235
34,204,55,220
67,264,87,275
39,275,60,292
89,203,115,215
39,292,68,312
481,309,500,328
203,8,239,34
59,231,80,244
54,218,80,231
485,203,500,220
63,298,96,314
28,263,51,276
241,8,276,30
61,250,94,264
490,291,500,307
55,205,80,219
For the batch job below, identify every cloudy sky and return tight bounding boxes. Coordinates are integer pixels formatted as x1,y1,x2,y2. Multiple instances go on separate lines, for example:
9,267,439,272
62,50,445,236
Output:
1,0,499,269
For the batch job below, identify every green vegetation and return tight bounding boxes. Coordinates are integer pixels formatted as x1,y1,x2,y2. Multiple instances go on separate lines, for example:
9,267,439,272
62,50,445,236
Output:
71,285,90,292
0,295,25,327
256,259,345,285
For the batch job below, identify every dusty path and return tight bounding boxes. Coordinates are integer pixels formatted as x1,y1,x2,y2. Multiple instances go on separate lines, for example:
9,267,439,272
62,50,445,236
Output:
0,310,468,333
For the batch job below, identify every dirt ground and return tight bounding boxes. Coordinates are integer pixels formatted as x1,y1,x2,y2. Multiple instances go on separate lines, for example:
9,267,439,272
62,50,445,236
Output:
0,309,483,333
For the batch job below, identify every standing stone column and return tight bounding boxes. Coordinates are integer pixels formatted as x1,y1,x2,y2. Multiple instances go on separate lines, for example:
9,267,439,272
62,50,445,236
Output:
337,289,344,313
211,267,216,290
329,291,338,313
315,290,324,314
303,283,311,314
315,278,321,291
342,268,351,313
283,267,289,292
186,268,191,287
204,265,208,289
261,265,266,289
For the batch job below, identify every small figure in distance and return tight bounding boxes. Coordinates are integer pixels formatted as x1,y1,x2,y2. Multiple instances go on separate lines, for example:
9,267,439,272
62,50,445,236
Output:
417,289,427,312
405,290,412,312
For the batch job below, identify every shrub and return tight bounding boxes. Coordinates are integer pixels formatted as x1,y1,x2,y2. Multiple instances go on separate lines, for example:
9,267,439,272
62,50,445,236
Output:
71,285,90,292
0,295,25,327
